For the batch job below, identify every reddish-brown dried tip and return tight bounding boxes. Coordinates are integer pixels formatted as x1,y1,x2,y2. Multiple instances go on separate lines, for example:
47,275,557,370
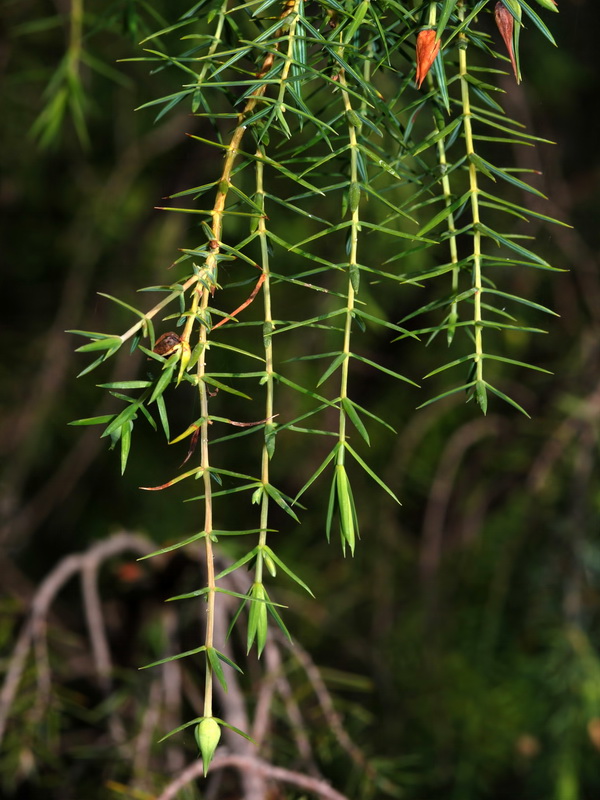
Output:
415,29,441,89
494,2,519,82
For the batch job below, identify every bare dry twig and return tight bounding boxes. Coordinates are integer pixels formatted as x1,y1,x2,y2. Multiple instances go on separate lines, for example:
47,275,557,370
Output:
420,416,502,582
0,531,153,745
278,634,374,780
155,753,353,800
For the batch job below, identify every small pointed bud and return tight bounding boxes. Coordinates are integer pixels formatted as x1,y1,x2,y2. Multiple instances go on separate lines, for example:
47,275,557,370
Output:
446,309,458,346
533,0,558,12
264,552,277,578
415,29,441,89
195,717,221,776
494,2,519,82
348,181,361,213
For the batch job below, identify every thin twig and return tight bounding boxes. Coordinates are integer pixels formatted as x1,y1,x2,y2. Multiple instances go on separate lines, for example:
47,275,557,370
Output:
252,640,281,748
528,381,600,493
81,559,113,690
0,532,152,745
274,661,319,774
156,753,352,800
419,416,502,582
278,634,373,778
31,621,51,724
133,678,163,784
161,608,186,773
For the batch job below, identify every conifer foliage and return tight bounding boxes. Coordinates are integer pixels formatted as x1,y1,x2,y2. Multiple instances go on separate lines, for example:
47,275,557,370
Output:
66,0,562,780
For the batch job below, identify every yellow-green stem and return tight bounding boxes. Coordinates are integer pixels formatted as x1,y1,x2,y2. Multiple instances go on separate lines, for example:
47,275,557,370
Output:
427,1,436,28
337,72,360,467
433,103,460,341
256,154,273,583
193,0,297,708
252,0,300,584
458,8,483,382
194,0,228,94
69,0,83,70
196,285,216,719
119,275,198,345
254,0,299,576
276,2,301,109
424,3,460,343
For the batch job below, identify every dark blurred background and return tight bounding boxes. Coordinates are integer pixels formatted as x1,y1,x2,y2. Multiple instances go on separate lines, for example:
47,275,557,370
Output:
2,1,600,798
